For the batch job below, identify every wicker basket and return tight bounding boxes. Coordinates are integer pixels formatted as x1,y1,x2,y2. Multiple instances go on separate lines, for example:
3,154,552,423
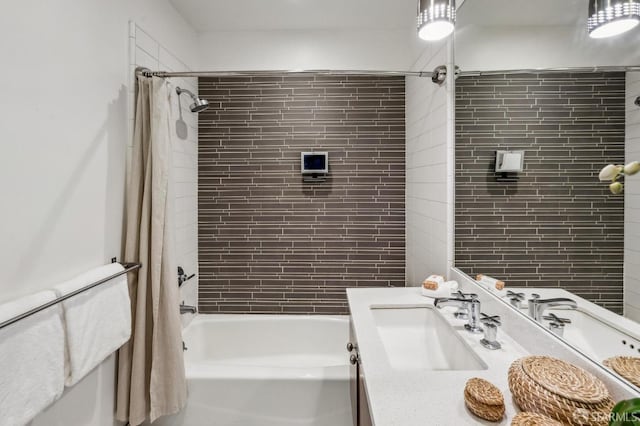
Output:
511,412,563,426
464,377,505,422
508,356,614,426
603,356,640,388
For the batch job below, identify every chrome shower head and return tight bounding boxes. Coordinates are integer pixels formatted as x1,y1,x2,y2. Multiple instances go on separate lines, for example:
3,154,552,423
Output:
176,87,210,113
636,96,640,107
190,98,210,112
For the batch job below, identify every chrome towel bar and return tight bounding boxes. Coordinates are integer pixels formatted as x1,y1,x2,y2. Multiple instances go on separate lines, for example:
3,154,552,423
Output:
0,261,141,331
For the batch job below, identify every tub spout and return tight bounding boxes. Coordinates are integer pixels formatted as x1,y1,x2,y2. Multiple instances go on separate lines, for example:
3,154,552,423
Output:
180,302,197,314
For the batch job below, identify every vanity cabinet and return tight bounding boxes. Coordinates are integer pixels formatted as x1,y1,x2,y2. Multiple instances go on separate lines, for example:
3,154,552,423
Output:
349,319,373,426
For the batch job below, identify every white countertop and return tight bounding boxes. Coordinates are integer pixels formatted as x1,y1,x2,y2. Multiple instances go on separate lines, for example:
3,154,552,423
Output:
347,287,530,426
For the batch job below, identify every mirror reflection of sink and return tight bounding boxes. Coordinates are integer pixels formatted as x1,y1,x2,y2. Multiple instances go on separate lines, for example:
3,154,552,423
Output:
370,307,487,371
533,307,640,361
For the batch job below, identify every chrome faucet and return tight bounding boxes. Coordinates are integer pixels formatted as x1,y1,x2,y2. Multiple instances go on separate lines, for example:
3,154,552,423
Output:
528,298,577,321
451,291,478,320
180,302,197,314
434,296,483,334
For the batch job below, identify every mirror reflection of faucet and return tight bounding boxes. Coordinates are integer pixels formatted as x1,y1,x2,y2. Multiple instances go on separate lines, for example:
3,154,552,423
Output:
528,297,578,322
542,313,572,338
506,290,525,309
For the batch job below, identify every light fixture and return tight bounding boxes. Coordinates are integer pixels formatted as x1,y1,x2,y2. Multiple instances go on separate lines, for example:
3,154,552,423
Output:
588,0,640,38
417,0,456,41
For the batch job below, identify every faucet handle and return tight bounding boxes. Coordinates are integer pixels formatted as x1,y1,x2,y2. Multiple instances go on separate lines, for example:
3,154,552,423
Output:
506,290,525,300
480,313,502,350
506,291,525,308
542,313,571,324
454,290,478,300
529,293,541,301
480,313,501,327
544,313,570,338
451,291,477,320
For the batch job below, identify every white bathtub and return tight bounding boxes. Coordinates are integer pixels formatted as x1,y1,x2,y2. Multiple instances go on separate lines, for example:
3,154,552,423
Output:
156,314,353,426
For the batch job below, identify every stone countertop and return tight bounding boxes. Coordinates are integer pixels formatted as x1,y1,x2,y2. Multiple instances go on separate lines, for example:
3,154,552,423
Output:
347,287,530,426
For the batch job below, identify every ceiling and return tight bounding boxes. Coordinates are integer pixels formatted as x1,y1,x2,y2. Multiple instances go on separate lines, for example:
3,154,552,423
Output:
170,0,590,33
458,0,586,27
168,0,418,32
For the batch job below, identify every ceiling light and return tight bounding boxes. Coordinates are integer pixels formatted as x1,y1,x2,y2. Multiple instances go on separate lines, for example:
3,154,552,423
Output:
588,0,640,38
417,0,456,41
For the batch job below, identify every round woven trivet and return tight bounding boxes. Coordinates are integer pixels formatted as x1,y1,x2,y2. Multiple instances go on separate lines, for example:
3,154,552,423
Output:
520,356,609,404
511,412,563,426
603,356,640,388
464,378,505,422
509,357,614,425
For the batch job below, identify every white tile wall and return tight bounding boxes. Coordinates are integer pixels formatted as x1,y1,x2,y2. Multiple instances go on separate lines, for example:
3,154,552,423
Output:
625,71,640,321
129,23,199,322
405,40,455,285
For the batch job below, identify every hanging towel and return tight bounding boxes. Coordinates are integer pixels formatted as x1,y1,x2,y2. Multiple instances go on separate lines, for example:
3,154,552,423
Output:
54,263,131,387
0,291,65,426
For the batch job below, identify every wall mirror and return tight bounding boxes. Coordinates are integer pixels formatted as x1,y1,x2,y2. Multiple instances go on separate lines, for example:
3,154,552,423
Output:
454,0,640,389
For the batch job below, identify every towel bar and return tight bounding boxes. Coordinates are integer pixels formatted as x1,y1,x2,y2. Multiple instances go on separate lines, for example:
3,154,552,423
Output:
0,261,141,331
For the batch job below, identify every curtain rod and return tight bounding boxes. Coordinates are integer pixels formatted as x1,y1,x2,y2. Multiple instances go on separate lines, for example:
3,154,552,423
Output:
459,65,640,76
135,67,430,78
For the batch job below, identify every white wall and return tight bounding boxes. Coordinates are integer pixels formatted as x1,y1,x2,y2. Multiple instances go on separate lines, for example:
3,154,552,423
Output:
405,39,455,286
0,1,198,425
456,25,640,72
625,71,640,321
197,29,416,71
127,23,199,324
0,0,197,304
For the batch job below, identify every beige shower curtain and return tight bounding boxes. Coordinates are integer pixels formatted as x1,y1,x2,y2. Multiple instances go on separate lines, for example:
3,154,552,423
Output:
116,76,187,425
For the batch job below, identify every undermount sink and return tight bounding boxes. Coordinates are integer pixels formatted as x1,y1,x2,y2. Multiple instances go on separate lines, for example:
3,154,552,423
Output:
370,306,487,371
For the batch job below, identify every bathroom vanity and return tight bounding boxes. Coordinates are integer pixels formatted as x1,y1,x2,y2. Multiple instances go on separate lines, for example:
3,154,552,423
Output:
347,282,640,425
347,287,530,425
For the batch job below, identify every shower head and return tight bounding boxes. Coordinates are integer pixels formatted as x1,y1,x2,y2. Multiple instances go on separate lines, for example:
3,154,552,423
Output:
176,87,210,113
636,96,640,107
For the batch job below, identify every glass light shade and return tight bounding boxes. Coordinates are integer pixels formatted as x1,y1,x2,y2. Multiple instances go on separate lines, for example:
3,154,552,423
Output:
417,0,456,41
588,0,640,38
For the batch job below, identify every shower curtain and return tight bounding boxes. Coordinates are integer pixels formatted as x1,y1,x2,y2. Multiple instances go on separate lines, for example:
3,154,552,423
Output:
116,76,186,425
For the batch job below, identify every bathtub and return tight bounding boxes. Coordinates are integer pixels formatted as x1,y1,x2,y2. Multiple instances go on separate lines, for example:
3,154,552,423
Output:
155,314,353,426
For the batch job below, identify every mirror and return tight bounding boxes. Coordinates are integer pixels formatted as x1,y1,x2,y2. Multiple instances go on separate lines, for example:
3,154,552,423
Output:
454,0,640,388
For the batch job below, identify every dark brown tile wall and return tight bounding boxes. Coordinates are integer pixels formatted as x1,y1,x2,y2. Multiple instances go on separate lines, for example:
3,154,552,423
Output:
455,72,625,313
198,75,405,314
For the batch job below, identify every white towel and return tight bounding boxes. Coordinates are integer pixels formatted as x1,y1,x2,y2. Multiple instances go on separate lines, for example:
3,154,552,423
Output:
444,280,459,292
54,263,132,387
421,285,452,298
0,291,65,426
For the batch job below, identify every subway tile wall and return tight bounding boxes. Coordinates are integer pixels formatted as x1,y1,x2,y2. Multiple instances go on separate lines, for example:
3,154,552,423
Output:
455,72,625,313
198,75,405,314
